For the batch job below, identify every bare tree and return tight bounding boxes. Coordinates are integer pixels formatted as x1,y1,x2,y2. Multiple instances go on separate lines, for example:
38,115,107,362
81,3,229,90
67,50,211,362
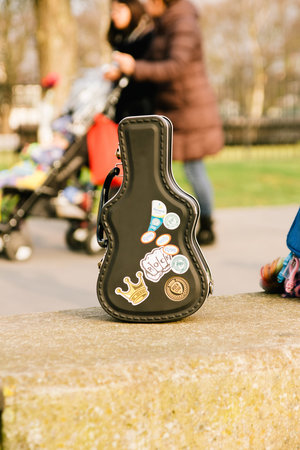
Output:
74,0,112,68
201,0,300,119
1,0,299,133
34,0,78,111
0,0,35,132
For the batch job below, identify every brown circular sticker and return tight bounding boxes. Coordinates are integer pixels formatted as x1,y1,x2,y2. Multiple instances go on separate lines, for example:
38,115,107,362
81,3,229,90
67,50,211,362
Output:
164,276,190,301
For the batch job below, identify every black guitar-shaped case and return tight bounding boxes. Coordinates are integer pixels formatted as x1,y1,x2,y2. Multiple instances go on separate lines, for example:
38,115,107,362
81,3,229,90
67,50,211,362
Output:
97,115,213,322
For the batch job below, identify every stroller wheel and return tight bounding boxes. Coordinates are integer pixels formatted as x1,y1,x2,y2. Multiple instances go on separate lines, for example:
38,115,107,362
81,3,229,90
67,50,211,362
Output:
3,231,33,262
65,226,84,251
84,228,105,256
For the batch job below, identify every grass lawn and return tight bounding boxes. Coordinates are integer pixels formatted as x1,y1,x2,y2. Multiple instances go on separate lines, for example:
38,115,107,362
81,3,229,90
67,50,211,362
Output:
1,145,300,208
172,145,300,208
0,151,19,170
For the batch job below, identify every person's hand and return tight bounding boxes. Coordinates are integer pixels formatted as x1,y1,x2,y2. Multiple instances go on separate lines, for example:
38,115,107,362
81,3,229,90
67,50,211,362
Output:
112,51,136,76
103,63,122,82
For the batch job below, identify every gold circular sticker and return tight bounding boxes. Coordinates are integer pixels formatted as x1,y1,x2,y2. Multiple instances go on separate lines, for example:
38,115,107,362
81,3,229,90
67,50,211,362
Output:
164,276,190,302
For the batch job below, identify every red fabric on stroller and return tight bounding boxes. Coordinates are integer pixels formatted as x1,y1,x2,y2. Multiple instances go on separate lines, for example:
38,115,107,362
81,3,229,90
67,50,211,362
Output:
87,113,122,187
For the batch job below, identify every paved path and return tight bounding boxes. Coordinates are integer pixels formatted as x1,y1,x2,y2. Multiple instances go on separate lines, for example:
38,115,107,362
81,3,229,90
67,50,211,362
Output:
0,204,298,316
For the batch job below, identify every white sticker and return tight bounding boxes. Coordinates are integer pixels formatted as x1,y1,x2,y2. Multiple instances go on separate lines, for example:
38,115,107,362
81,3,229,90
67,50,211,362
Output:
163,212,180,230
171,254,189,274
140,247,172,282
151,200,167,218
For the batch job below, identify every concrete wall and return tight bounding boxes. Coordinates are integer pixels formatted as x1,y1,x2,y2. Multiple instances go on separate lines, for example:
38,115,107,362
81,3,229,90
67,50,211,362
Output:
1,293,300,449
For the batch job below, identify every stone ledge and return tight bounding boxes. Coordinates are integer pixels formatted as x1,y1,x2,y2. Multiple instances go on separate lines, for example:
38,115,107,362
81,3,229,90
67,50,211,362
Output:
1,293,300,449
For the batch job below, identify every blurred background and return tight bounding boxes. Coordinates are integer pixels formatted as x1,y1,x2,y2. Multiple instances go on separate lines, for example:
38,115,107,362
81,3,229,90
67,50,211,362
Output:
0,0,300,145
0,0,299,315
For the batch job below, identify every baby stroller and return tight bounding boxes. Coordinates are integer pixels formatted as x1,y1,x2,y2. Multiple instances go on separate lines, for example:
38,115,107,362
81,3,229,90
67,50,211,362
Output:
0,68,127,261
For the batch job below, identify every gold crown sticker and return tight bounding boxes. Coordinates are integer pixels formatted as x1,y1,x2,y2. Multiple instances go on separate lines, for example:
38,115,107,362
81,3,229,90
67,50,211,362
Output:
115,271,149,305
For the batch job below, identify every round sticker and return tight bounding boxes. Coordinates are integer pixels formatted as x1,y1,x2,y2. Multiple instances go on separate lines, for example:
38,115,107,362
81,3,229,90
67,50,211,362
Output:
164,276,190,301
163,212,180,230
140,231,156,244
156,234,171,247
171,254,189,274
163,244,179,256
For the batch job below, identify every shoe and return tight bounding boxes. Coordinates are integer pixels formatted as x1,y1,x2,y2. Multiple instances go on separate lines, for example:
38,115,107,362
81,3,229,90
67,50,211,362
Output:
197,216,215,246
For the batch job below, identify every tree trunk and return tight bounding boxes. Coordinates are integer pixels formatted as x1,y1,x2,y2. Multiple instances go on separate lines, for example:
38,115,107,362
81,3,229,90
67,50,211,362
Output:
249,22,266,119
34,0,78,113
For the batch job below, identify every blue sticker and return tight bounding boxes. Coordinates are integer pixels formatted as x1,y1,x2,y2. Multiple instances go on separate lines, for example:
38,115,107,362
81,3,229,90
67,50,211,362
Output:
148,200,167,232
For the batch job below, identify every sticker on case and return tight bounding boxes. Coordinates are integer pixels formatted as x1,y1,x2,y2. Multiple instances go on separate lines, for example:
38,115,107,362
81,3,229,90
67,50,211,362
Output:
115,271,149,305
148,200,167,232
163,212,180,230
140,247,172,282
141,231,156,244
163,244,179,256
164,276,190,301
171,254,189,274
156,234,171,247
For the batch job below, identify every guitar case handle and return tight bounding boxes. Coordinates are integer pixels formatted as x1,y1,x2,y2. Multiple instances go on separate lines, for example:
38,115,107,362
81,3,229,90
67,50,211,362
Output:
97,166,120,248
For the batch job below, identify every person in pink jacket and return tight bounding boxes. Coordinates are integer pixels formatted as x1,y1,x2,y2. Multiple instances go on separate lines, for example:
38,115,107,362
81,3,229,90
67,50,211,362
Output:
105,0,224,245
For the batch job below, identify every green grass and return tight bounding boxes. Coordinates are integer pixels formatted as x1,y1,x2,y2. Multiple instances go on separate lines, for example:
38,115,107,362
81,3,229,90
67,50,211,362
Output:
172,145,300,208
0,151,19,170
1,146,300,208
